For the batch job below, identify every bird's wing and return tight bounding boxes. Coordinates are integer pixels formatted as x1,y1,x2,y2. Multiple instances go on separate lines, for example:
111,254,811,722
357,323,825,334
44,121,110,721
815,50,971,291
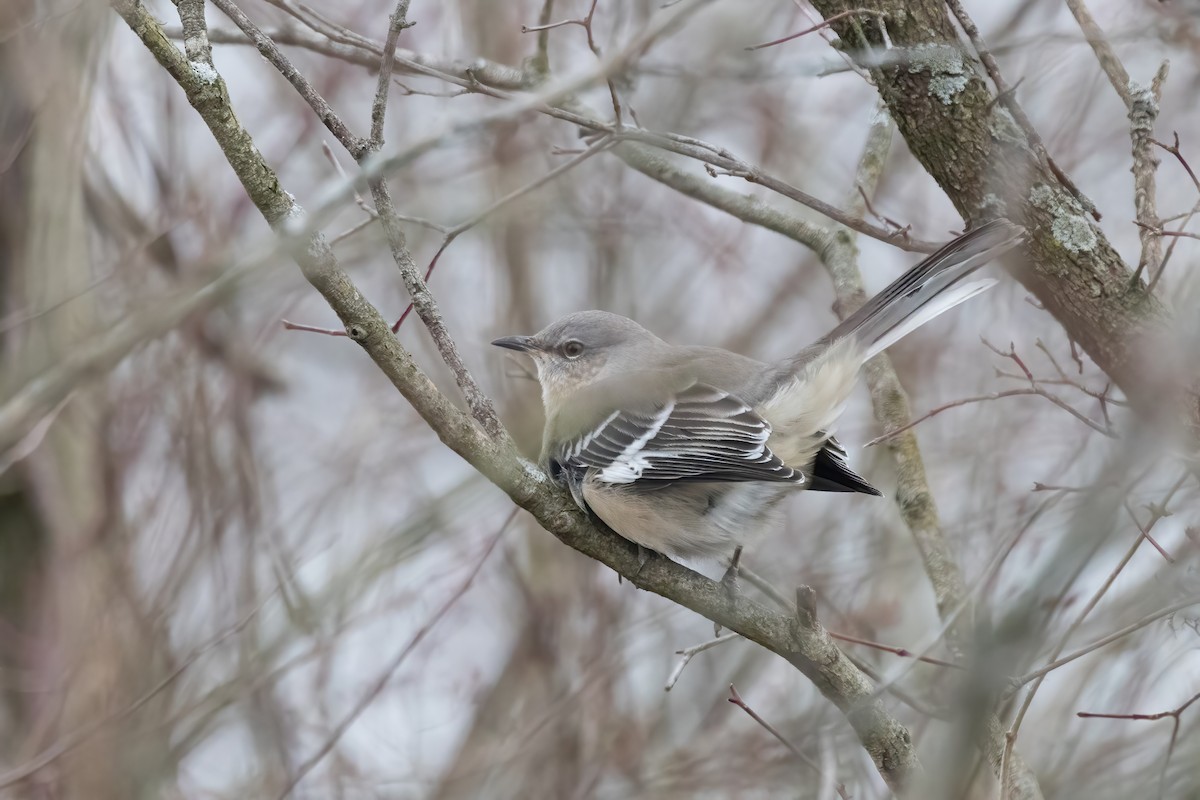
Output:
554,383,805,486
808,435,881,495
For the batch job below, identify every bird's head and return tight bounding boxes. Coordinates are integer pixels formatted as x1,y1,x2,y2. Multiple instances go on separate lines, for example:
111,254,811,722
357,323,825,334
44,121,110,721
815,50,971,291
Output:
492,310,662,409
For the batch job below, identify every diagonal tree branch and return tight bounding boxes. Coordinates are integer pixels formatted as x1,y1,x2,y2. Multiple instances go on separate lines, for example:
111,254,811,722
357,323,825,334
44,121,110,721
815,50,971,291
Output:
807,0,1196,441
111,0,922,792
817,102,1043,800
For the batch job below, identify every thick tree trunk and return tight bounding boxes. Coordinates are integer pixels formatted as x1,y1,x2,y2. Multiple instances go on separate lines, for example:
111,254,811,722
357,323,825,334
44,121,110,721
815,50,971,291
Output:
809,0,1194,434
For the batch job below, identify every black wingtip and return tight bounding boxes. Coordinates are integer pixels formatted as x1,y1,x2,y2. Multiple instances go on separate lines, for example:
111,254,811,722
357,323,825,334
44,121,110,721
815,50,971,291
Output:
806,445,882,496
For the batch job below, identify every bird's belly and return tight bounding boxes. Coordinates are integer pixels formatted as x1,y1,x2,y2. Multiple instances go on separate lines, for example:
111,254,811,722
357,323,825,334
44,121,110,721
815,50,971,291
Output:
581,478,792,561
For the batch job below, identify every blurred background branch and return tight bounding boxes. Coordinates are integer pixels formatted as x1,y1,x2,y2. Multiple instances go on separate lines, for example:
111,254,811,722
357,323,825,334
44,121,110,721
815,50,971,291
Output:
1,0,1198,798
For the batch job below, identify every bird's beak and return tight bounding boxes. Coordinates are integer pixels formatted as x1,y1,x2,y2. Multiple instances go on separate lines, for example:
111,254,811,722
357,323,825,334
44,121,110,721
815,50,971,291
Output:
491,335,538,353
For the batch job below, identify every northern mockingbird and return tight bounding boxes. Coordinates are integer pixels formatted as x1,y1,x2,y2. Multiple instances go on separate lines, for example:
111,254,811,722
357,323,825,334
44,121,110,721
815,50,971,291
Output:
493,219,1024,561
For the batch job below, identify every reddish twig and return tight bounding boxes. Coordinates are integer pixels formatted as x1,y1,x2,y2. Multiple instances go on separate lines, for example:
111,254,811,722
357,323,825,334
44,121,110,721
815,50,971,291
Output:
522,0,622,124
728,684,851,799
1123,499,1175,563
948,0,1099,220
1150,198,1200,294
1078,691,1200,799
1011,591,1200,688
870,339,1119,445
285,134,617,337
1152,133,1200,194
744,8,879,51
856,184,910,238
828,630,963,670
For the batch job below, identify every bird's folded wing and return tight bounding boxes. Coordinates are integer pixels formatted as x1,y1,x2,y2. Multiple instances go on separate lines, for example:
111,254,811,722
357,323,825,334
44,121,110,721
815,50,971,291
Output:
556,383,805,486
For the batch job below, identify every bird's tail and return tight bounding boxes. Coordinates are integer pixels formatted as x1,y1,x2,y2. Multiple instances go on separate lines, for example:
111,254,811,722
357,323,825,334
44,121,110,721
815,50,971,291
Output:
825,219,1025,360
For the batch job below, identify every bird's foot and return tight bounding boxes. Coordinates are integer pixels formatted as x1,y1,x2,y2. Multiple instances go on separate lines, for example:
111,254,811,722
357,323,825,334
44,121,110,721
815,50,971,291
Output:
715,545,743,636
619,544,656,585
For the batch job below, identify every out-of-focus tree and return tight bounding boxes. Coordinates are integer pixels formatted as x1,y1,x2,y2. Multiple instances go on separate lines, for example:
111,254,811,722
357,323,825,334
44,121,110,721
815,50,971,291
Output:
1,0,1198,798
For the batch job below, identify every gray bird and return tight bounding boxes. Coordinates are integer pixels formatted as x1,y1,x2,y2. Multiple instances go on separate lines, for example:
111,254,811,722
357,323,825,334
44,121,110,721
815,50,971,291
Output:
493,220,1024,561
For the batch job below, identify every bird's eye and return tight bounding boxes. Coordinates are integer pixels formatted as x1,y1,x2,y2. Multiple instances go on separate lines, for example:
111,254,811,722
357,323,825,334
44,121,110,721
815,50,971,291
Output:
562,340,585,359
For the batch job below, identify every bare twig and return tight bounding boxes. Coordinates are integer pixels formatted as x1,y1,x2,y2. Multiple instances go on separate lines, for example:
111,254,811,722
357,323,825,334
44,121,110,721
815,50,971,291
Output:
286,135,618,338
866,386,1114,446
1123,499,1175,563
523,0,623,123
368,0,413,150
277,510,514,798
1078,691,1200,799
1002,471,1190,781
947,0,1098,220
728,684,851,799
180,23,938,252
209,0,365,153
745,8,880,51
1153,133,1200,195
1064,0,1132,106
1011,593,1200,689
828,630,963,670
664,632,739,691
1127,62,1169,284
1149,136,1200,292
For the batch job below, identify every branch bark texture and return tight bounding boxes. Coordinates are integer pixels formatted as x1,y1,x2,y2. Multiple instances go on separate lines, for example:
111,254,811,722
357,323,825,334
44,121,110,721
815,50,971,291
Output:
111,1,921,792
808,0,1192,434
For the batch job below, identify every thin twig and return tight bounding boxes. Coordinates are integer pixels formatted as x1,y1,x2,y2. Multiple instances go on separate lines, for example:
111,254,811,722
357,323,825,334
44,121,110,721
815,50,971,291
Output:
1011,592,1200,688
1128,62,1170,285
828,630,963,670
1122,500,1174,563
209,0,365,153
0,593,273,788
745,8,880,51
1078,691,1200,799
728,684,851,799
1148,135,1200,291
947,0,1098,220
664,632,739,691
1005,471,1189,748
183,22,937,252
866,387,1112,446
390,134,616,333
277,509,515,798
286,135,617,337
368,0,413,150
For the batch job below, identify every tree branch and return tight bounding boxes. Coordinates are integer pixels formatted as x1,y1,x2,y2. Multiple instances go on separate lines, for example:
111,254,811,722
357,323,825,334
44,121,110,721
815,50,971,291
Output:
808,0,1195,438
822,101,1044,800
113,1,922,791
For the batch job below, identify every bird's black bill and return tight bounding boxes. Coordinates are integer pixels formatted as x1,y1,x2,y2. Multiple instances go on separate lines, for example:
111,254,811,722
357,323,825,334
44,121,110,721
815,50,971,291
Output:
491,335,537,352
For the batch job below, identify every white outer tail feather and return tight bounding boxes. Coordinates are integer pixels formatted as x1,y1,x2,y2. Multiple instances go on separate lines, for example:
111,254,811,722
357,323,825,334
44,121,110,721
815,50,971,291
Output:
863,277,998,361
763,276,999,466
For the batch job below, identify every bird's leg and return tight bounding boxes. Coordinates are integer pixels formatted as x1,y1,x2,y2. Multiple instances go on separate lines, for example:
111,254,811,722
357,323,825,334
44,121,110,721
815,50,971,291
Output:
620,544,655,585
714,545,743,636
636,544,654,577
721,545,744,589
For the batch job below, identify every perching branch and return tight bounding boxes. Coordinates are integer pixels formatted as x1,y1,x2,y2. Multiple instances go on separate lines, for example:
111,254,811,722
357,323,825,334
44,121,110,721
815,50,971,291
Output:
112,0,923,792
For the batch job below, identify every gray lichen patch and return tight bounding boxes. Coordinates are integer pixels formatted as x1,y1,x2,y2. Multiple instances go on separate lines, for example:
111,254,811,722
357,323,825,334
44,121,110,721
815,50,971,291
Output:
906,44,968,105
190,61,219,84
1030,184,1098,254
989,106,1026,145
979,193,1006,214
1127,80,1157,134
